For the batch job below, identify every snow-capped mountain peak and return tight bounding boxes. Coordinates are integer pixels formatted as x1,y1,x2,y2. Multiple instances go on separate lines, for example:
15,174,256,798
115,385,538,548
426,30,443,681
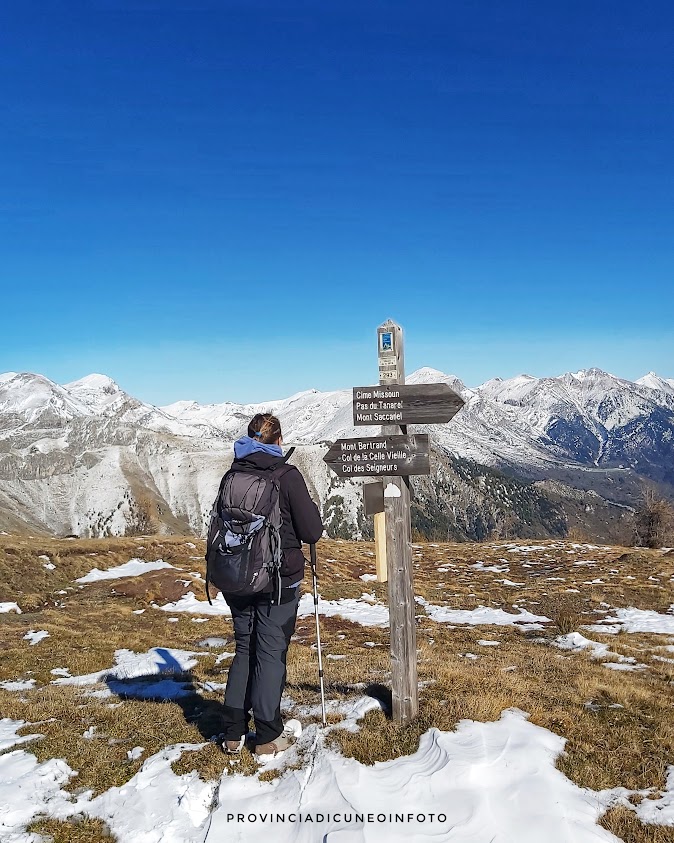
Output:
636,372,674,395
65,373,120,393
64,374,125,412
0,372,93,427
161,399,202,416
569,367,604,381
406,367,468,397
407,366,448,382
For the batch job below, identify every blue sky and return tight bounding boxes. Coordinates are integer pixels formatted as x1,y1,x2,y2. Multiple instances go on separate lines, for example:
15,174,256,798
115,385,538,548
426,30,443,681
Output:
1,0,672,404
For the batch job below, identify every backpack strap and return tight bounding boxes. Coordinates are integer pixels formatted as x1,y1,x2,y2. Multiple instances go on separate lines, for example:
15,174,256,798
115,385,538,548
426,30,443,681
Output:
270,463,296,481
205,469,233,606
215,469,230,499
267,461,299,604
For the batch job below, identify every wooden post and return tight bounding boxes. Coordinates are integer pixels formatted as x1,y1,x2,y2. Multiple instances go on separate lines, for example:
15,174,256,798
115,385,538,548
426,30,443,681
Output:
374,511,388,582
378,319,418,725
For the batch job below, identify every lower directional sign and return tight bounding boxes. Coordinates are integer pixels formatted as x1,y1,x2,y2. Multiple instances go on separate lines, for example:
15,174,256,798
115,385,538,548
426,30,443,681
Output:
323,434,430,477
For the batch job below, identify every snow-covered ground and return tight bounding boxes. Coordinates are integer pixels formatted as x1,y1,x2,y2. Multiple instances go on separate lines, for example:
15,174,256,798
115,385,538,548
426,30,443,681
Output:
1,541,674,842
2,708,673,842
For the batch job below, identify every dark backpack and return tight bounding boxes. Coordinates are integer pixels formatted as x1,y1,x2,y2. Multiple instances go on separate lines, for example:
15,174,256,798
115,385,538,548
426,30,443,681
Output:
204,461,293,605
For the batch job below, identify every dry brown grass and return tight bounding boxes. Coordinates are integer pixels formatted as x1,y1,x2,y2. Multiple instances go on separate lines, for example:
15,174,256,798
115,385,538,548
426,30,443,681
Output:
28,818,114,842
1,534,673,842
0,534,203,610
601,807,674,842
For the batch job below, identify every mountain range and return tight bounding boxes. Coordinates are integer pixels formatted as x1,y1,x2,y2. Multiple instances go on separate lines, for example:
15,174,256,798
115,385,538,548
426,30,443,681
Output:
0,367,672,542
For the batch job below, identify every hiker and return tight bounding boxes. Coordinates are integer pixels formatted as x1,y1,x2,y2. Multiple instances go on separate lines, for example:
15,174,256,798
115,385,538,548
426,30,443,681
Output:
207,413,323,760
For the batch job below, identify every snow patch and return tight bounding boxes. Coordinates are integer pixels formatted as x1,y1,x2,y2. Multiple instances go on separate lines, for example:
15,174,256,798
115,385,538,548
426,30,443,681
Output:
67,743,215,842
77,558,174,583
636,766,674,824
472,561,509,573
298,593,390,627
287,695,384,732
417,597,550,629
159,591,232,617
586,606,674,635
23,629,49,645
0,679,37,692
552,633,643,669
0,718,43,752
0,748,76,838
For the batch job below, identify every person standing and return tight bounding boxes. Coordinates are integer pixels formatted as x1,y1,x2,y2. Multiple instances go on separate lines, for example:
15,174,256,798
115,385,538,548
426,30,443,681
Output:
218,413,323,760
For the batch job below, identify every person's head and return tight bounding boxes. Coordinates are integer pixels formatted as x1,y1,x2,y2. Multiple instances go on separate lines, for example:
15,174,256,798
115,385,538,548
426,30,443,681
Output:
247,413,283,446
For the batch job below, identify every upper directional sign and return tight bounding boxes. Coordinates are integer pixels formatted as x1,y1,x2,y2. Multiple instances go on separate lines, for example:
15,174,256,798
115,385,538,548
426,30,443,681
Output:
323,434,430,478
352,383,464,426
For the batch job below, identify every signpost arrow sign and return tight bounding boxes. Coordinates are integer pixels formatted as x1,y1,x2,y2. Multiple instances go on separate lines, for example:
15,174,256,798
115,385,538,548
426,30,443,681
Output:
323,434,430,478
352,383,464,426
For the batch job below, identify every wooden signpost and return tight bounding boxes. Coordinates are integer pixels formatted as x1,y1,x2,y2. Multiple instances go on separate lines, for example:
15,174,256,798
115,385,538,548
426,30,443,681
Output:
322,318,464,725
377,320,418,725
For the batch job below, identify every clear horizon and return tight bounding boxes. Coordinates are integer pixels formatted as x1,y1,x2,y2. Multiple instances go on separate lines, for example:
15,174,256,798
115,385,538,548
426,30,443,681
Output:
1,2,672,404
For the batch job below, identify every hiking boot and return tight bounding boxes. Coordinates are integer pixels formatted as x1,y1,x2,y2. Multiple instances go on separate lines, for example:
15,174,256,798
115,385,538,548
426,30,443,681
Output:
223,736,245,754
254,733,293,761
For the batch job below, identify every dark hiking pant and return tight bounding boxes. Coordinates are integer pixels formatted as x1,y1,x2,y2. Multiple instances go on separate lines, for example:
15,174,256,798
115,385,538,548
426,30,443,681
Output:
222,589,300,746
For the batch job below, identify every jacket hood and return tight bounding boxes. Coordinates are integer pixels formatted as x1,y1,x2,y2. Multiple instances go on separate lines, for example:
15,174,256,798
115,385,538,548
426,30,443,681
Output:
233,435,283,460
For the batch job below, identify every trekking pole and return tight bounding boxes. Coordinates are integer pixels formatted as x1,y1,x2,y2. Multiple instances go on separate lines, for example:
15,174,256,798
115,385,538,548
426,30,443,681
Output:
310,543,327,728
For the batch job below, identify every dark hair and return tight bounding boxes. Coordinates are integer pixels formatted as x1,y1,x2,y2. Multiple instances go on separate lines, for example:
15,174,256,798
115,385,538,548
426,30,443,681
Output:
248,413,282,445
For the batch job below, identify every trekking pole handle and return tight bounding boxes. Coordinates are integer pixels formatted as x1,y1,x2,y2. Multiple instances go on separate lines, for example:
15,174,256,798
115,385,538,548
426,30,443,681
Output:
310,543,317,574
